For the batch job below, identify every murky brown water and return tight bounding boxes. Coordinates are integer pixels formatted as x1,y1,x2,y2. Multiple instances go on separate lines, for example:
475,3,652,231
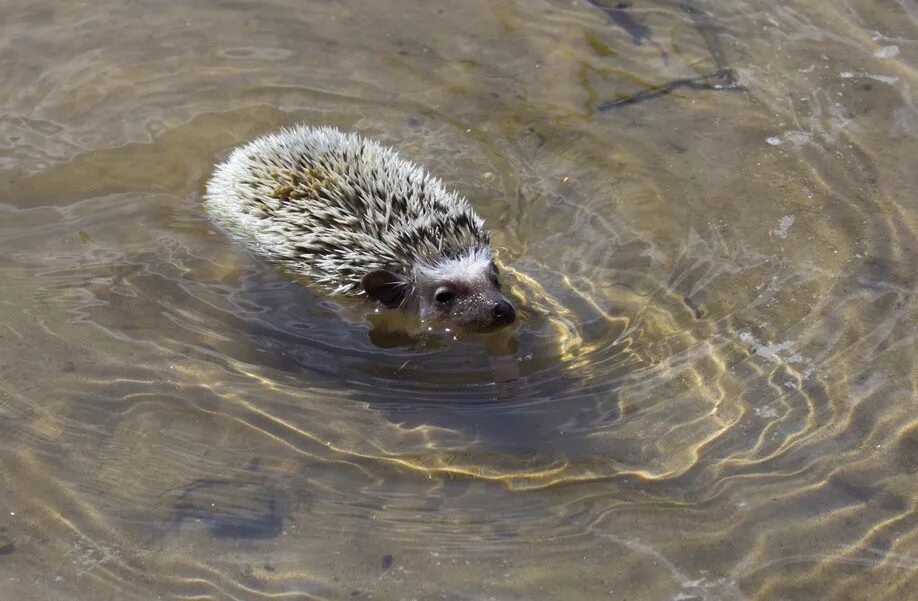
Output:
1,0,916,599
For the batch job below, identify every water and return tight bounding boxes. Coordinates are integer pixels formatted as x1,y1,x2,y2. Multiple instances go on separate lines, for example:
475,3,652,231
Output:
0,0,916,599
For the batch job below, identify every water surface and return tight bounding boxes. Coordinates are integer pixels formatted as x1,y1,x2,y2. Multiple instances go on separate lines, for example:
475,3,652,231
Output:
0,0,916,599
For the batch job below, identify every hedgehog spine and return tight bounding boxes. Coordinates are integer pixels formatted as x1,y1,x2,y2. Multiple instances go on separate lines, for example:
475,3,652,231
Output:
203,125,492,296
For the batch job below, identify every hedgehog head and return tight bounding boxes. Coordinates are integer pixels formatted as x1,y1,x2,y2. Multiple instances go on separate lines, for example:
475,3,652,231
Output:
361,247,516,330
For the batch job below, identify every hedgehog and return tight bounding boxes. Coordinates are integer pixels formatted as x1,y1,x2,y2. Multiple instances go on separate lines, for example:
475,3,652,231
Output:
204,125,516,330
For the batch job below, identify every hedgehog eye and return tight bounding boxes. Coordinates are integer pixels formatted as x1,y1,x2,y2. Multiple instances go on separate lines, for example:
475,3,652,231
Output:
434,287,456,304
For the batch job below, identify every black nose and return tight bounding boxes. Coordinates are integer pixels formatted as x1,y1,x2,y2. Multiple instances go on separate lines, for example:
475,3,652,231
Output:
492,300,516,325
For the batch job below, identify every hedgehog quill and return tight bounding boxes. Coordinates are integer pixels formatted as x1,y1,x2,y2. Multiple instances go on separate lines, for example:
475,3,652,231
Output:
204,125,516,330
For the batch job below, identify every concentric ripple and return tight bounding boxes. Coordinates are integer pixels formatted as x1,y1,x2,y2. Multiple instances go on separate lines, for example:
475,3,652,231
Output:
0,0,916,599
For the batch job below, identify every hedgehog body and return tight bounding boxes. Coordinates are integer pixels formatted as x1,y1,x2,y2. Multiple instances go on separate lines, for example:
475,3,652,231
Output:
204,125,515,329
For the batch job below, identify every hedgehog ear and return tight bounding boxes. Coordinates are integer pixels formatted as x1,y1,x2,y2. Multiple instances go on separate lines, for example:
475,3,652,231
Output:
362,270,407,308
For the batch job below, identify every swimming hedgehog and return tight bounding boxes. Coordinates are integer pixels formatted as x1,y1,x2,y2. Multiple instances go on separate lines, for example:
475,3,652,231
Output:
204,125,516,329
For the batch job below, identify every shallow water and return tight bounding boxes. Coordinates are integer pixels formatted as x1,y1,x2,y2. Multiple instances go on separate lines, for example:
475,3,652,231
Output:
0,0,916,599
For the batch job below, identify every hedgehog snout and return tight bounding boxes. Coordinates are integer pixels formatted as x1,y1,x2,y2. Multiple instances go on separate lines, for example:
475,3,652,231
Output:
465,289,516,330
492,299,516,326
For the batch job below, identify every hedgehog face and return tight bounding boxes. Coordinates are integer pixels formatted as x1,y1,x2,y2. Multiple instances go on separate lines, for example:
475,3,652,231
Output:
362,248,516,330
416,271,515,331
417,249,516,330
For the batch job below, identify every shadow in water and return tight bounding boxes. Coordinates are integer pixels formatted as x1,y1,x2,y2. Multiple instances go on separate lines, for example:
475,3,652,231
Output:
171,479,285,540
221,267,620,462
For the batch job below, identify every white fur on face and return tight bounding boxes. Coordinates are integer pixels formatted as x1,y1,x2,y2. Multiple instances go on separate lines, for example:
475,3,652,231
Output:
413,246,493,289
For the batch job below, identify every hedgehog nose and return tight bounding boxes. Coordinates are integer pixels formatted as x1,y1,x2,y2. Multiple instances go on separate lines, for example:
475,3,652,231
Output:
492,300,516,325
